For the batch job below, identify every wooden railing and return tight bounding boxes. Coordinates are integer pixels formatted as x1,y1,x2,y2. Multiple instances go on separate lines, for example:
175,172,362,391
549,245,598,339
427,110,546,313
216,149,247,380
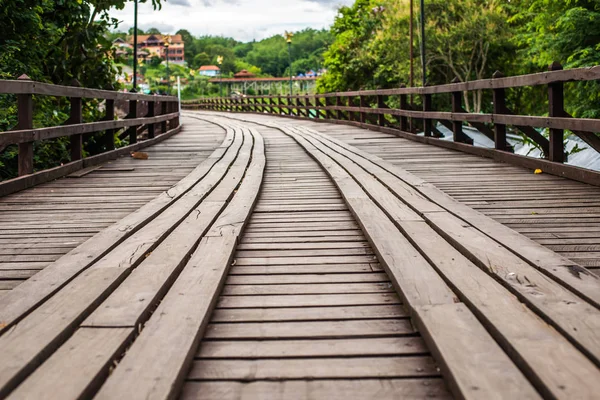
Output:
184,63,600,184
0,75,181,195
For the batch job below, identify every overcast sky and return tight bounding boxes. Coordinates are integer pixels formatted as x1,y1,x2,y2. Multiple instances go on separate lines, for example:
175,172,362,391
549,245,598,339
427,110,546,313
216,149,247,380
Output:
110,0,354,42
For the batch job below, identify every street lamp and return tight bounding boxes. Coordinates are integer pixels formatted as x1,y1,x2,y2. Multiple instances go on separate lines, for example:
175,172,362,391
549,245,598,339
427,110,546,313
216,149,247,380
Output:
132,0,138,92
164,34,171,94
285,31,293,96
420,0,426,86
216,55,224,97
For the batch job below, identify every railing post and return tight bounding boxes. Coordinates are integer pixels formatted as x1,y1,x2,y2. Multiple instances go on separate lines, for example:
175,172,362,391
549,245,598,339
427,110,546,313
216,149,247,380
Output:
548,61,564,163
359,95,366,124
423,91,432,137
336,96,343,120
105,99,115,150
17,74,34,176
172,99,179,128
451,78,463,143
127,94,138,143
147,100,155,139
347,96,354,122
377,95,385,127
399,88,409,132
492,71,508,151
161,101,168,133
69,80,83,161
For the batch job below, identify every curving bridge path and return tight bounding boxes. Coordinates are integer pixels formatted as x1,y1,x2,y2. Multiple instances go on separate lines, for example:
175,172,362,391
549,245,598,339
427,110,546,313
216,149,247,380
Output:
0,111,598,400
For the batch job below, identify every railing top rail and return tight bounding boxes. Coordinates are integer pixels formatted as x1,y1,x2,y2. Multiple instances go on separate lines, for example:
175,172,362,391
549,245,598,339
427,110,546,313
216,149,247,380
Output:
0,79,178,102
187,65,600,100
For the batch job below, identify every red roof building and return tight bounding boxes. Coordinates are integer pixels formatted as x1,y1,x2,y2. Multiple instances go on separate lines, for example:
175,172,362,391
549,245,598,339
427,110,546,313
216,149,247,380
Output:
198,65,220,77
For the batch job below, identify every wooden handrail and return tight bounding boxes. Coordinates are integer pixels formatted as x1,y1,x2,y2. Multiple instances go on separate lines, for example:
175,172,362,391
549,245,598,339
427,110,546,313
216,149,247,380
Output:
0,79,178,102
182,65,600,99
182,63,600,184
0,76,181,187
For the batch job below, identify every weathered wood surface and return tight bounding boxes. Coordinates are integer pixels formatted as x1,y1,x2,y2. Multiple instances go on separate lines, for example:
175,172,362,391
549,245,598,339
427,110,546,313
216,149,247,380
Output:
2,111,600,399
0,116,225,301
0,118,259,399
187,111,600,399
181,124,452,399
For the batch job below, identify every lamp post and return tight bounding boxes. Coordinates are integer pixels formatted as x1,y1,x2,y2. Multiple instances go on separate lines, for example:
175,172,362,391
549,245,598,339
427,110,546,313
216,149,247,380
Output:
420,0,426,86
217,55,223,97
285,31,293,96
132,0,138,92
164,34,171,94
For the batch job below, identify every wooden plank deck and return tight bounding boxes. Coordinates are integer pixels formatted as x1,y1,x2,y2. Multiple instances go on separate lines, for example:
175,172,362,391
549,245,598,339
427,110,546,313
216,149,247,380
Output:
0,112,599,399
214,113,600,271
181,124,453,399
0,116,225,294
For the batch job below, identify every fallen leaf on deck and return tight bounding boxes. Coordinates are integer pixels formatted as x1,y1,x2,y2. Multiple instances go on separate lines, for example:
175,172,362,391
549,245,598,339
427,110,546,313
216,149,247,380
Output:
131,152,149,160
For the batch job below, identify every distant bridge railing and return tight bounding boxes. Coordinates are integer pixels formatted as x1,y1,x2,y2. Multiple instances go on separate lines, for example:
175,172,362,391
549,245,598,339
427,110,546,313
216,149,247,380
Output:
0,75,180,195
183,63,600,185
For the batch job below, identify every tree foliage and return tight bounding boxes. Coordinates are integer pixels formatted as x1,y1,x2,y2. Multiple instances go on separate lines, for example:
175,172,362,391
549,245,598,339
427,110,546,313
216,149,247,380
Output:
319,0,599,118
0,0,161,179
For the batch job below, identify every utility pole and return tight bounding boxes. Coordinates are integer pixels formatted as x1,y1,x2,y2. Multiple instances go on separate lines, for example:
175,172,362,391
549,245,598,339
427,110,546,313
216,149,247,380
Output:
285,31,294,96
132,0,138,92
217,55,223,97
420,0,426,86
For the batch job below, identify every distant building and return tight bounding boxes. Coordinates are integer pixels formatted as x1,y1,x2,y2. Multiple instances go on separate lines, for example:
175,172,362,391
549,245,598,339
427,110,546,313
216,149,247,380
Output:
198,65,221,77
124,34,185,64
234,69,255,79
112,37,132,58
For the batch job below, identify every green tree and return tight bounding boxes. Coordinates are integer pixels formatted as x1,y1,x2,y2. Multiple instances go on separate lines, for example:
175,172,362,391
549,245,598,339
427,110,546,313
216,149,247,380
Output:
509,0,600,118
192,52,211,69
0,0,162,179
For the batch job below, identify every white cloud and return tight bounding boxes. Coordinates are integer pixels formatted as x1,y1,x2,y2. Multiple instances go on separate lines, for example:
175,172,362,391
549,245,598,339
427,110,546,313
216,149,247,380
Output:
111,0,354,41
168,0,192,6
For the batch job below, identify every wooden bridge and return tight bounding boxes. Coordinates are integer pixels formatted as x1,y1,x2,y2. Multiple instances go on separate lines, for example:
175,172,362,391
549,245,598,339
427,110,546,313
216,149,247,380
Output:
0,66,599,400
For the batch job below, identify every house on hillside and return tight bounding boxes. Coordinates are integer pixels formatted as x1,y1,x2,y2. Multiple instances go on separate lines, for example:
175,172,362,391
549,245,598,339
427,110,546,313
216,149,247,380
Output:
125,34,185,65
112,37,132,57
234,69,255,79
198,65,221,77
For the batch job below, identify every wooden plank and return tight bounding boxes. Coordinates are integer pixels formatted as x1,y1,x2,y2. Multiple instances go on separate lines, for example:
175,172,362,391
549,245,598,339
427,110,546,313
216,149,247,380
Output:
187,357,440,380
0,267,124,397
222,282,393,295
286,129,455,307
234,255,378,265
299,124,600,308
282,120,600,398
248,120,542,400
0,126,243,394
0,125,236,332
205,319,413,339
197,337,426,358
226,272,388,284
414,303,539,400
83,128,255,328
93,238,236,400
94,129,264,400
217,293,401,308
299,125,600,365
180,379,452,400
211,305,406,322
7,327,132,400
